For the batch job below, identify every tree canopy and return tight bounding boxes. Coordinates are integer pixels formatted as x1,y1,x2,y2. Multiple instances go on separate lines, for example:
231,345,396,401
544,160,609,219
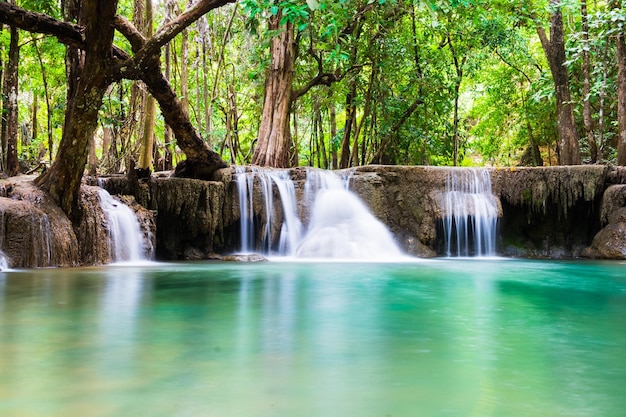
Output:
1,0,625,199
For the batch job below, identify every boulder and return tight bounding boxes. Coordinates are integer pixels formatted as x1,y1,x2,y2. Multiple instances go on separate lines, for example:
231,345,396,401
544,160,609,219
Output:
583,185,626,259
0,177,79,268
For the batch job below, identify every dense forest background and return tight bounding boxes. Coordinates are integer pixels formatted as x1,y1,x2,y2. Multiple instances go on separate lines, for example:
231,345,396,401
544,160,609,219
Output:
1,0,625,178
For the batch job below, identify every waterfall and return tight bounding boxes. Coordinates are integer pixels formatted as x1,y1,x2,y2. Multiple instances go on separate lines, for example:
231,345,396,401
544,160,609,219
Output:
97,189,147,263
235,167,253,253
442,169,499,257
0,250,9,271
235,167,404,259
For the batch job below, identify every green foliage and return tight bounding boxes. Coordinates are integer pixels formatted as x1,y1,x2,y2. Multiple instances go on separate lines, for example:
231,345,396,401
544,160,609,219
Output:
3,0,625,173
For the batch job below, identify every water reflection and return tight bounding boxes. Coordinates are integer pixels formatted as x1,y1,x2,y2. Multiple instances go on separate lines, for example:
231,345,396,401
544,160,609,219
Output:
0,261,624,417
97,269,145,374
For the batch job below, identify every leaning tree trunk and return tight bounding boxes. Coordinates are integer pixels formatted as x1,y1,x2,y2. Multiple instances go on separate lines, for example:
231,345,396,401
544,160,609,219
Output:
251,15,295,168
35,0,119,222
615,0,626,166
140,57,227,178
536,2,581,165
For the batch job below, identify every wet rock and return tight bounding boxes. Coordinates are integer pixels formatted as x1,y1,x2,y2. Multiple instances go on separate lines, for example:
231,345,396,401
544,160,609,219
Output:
583,221,626,259
75,186,112,265
220,253,268,262
583,185,626,259
150,177,229,259
0,177,79,268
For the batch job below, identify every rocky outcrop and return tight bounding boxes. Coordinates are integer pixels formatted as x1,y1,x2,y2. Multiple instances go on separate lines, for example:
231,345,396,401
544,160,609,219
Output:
491,166,607,258
0,177,79,268
150,177,229,259
95,173,229,260
348,166,451,257
0,178,157,268
582,184,626,259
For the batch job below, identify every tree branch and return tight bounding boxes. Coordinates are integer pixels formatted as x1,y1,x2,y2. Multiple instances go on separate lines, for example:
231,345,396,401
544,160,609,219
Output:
112,15,146,53
131,0,235,65
0,2,85,49
0,2,130,61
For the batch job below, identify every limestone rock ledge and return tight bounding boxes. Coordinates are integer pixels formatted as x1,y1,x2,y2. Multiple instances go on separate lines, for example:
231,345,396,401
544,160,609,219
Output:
3,165,626,268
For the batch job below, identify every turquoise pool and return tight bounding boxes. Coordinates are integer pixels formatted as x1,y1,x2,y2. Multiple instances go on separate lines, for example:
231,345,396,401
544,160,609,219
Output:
1,259,625,416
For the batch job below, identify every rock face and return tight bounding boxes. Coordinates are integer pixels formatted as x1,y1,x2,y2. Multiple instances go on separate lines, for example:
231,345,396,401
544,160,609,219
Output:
0,177,79,268
582,184,626,259
77,165,626,261
96,173,232,260
491,166,607,258
0,178,157,268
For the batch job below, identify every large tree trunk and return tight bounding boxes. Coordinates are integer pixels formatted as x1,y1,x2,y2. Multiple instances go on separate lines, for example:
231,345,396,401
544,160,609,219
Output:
35,0,119,222
138,0,156,174
581,0,598,163
2,23,19,176
251,15,295,168
339,82,357,169
536,2,581,165
615,0,626,165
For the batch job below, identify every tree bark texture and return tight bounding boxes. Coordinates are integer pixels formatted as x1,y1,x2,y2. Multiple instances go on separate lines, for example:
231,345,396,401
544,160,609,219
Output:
615,1,626,166
536,3,581,165
2,24,20,176
138,0,156,172
252,16,295,168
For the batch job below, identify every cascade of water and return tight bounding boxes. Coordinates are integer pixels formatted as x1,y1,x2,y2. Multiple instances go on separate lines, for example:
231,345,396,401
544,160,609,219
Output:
267,170,303,256
442,169,499,257
235,167,253,252
97,189,147,263
0,250,9,271
235,167,404,259
235,167,277,253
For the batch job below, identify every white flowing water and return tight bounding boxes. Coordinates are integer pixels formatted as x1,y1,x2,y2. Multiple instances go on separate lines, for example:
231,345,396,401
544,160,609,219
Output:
442,169,499,257
235,168,404,259
97,189,147,263
0,251,8,271
235,167,253,253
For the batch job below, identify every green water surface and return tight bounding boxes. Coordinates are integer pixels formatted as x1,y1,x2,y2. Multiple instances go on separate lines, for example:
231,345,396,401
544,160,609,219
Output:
0,259,625,417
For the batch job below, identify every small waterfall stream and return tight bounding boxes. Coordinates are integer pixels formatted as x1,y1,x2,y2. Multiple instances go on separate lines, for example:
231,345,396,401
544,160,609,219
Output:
442,169,499,257
235,168,404,259
0,250,9,271
97,189,148,263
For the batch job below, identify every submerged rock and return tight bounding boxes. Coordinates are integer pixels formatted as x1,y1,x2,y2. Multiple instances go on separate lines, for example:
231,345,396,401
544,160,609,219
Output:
220,253,268,262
